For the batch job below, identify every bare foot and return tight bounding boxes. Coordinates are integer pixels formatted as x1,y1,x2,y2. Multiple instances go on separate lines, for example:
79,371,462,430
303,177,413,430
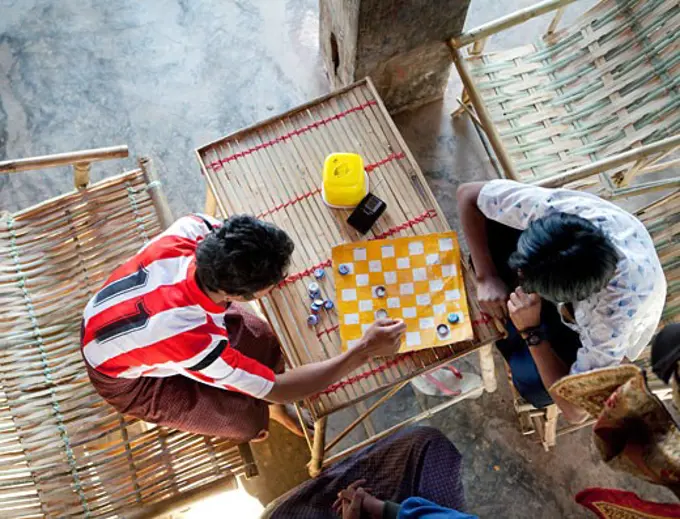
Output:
269,403,313,438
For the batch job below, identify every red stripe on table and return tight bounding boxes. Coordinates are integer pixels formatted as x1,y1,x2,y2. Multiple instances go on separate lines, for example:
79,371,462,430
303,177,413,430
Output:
316,324,340,338
471,313,493,327
372,209,438,240
256,152,406,219
279,259,334,287
278,209,438,287
208,101,378,171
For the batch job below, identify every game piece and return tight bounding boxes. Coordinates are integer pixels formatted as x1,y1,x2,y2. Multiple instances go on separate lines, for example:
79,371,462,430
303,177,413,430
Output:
338,264,351,275
436,324,450,337
323,300,334,310
308,282,320,295
447,313,460,324
375,309,389,320
373,285,387,298
313,298,325,307
332,232,473,353
314,268,325,279
307,314,319,326
310,302,322,313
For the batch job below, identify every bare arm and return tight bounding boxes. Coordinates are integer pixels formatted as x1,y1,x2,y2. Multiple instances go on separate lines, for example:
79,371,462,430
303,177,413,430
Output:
457,182,497,280
457,182,509,319
508,288,588,423
265,349,368,404
264,319,406,404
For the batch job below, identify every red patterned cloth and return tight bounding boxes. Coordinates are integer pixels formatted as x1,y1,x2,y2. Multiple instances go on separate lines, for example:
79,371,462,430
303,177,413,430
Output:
576,488,680,518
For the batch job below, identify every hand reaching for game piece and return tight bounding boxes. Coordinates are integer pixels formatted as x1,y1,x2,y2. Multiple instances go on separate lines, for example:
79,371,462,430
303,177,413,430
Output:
356,319,407,359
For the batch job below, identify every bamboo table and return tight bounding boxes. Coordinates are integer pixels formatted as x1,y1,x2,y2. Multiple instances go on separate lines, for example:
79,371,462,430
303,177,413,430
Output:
196,78,504,475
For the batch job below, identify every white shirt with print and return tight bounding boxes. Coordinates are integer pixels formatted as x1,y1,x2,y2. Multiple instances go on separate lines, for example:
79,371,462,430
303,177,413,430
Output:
477,180,666,375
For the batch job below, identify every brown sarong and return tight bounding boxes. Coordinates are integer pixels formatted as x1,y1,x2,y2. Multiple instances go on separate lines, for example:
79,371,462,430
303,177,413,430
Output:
84,304,283,443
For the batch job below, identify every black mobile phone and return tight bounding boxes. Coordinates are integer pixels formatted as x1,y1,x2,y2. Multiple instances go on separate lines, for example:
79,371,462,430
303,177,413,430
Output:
347,193,386,234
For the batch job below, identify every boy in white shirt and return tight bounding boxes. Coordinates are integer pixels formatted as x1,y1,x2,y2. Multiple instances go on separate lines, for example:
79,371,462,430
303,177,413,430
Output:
457,180,666,422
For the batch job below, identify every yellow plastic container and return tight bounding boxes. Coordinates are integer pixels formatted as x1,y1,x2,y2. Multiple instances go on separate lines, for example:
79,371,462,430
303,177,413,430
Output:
322,153,369,208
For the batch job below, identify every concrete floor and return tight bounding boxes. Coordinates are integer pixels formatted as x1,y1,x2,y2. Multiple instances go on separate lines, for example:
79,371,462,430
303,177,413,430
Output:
2,1,678,517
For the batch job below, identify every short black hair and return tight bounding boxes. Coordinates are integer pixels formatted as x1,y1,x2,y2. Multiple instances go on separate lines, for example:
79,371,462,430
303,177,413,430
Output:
508,212,619,302
195,215,294,298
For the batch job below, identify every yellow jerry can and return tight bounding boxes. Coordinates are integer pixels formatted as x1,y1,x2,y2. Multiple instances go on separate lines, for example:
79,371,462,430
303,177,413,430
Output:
322,153,369,208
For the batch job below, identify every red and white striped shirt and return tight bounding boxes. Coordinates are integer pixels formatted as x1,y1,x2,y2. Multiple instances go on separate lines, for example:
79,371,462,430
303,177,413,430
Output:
82,215,275,399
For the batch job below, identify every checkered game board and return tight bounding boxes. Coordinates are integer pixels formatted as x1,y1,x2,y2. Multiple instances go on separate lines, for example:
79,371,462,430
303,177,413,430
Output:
332,232,473,353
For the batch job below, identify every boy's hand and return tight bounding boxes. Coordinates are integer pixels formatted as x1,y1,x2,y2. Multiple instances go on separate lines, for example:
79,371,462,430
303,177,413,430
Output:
356,319,407,359
333,480,385,519
507,287,541,332
477,275,510,320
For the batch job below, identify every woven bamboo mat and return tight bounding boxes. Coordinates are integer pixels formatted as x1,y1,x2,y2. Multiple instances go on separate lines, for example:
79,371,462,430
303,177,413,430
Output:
196,78,504,420
466,0,679,182
0,169,246,518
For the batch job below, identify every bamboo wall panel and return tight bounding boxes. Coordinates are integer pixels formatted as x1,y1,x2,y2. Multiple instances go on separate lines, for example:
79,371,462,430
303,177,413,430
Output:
196,78,504,420
0,168,247,518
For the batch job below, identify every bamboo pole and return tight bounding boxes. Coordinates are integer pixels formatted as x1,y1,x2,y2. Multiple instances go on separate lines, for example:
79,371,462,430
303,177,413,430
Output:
204,187,217,217
449,43,519,179
138,157,174,231
535,134,680,188
452,0,579,47
0,145,128,173
608,177,680,200
309,417,328,477
478,344,497,393
325,382,409,453
544,6,566,36
322,384,484,468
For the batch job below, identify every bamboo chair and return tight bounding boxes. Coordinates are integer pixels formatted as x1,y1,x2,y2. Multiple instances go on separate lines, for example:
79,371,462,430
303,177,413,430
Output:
450,0,680,193
0,147,256,518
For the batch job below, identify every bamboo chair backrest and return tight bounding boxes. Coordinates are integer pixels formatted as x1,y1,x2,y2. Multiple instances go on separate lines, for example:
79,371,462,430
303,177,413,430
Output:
0,154,246,518
462,0,679,185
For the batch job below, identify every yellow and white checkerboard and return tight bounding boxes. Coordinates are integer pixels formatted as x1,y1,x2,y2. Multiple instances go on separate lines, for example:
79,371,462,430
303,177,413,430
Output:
332,232,473,353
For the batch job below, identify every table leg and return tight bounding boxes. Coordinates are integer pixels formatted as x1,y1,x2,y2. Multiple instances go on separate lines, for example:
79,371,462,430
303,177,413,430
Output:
479,344,497,393
308,417,327,478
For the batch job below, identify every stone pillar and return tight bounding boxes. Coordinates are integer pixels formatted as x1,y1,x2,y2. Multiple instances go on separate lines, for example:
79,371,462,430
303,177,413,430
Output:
319,0,471,113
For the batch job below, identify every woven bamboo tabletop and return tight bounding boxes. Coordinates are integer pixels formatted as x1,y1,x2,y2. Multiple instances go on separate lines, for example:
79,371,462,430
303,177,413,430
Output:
196,78,503,420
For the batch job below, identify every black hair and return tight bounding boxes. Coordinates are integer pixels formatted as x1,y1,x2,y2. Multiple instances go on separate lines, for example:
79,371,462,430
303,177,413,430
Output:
508,212,619,302
195,214,294,298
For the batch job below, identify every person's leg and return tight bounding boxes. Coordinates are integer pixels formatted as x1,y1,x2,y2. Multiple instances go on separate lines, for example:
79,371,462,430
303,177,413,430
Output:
268,426,467,519
84,304,294,443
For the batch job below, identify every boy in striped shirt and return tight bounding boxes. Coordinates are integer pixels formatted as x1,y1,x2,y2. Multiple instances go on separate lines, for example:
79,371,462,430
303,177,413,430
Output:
82,214,405,442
